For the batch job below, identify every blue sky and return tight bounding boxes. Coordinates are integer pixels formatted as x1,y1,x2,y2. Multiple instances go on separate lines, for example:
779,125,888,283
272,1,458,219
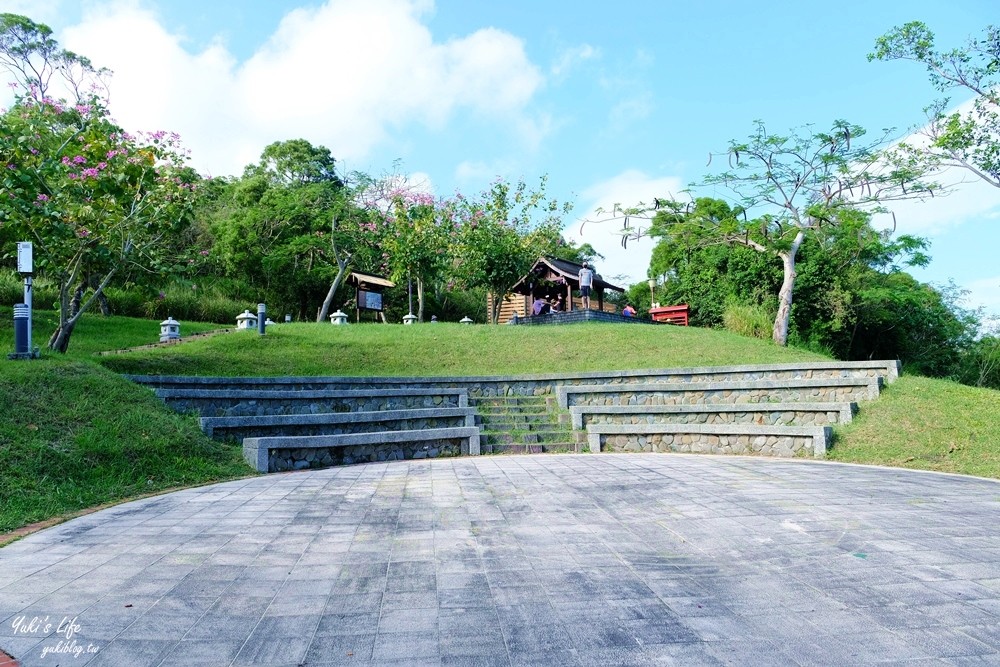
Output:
4,0,999,317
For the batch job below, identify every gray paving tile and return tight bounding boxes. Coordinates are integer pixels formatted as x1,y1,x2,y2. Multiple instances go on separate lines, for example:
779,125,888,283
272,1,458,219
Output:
305,632,376,662
1,455,999,665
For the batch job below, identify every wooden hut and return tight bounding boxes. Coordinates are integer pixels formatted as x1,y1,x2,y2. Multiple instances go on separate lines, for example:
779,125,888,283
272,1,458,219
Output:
489,257,625,322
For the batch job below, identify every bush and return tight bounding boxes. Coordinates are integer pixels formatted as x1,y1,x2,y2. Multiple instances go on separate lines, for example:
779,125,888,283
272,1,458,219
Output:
0,270,60,310
722,300,774,340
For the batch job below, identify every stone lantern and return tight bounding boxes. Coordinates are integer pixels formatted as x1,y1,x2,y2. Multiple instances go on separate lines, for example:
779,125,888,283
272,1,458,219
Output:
159,316,180,342
236,309,258,330
329,309,349,325
403,313,418,325
460,316,473,325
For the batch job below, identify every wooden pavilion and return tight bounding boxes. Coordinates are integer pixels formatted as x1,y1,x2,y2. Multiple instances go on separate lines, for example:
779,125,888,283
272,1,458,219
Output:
489,256,625,322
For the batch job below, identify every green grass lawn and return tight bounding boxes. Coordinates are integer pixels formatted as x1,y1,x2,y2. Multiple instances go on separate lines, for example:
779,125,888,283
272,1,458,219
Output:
96,320,828,376
1,308,998,537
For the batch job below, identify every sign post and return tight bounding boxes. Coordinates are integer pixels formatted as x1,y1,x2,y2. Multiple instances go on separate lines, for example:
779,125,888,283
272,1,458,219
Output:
10,242,39,360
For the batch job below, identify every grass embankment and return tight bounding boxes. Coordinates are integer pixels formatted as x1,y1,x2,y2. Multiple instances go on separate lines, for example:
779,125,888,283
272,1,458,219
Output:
0,359,249,535
96,321,828,376
831,376,1000,478
1,310,999,536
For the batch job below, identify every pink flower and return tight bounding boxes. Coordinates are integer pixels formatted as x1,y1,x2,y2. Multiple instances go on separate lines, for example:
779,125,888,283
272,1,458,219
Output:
77,228,91,238
36,194,49,202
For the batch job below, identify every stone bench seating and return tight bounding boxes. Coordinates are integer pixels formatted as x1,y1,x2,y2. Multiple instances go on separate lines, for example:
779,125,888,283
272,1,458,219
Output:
243,427,482,473
586,423,833,458
557,377,880,410
201,407,478,440
570,402,856,429
154,387,468,417
126,359,898,397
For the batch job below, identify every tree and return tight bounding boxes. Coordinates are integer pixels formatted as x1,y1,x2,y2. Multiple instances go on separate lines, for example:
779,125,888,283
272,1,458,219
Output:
0,14,196,353
204,140,378,321
451,176,570,324
0,13,108,102
593,121,935,345
0,96,197,352
870,22,1000,189
383,191,451,321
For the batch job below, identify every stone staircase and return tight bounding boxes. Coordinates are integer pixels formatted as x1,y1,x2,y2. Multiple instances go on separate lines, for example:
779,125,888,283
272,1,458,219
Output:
469,395,578,454
130,359,899,471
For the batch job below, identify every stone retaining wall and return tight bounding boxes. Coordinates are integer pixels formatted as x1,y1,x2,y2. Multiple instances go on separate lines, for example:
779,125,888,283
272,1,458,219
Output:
560,379,878,409
159,390,465,417
597,432,819,457
127,360,899,398
269,438,463,472
575,404,852,429
202,408,475,439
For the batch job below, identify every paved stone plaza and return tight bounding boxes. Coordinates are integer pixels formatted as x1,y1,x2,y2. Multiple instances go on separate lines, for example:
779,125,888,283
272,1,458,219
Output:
1,454,999,666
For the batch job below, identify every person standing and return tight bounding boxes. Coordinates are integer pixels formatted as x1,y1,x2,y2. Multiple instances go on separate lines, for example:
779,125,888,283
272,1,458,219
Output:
579,261,594,310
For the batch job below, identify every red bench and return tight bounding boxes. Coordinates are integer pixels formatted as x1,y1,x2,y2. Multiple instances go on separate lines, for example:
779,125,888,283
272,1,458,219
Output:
649,304,689,326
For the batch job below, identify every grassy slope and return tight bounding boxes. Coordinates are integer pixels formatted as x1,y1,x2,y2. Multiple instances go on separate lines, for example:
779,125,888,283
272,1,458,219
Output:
96,321,827,376
0,359,248,533
831,375,1000,478
1,309,998,535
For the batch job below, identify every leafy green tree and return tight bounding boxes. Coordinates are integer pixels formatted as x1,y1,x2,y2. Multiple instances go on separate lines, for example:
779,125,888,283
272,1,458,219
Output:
451,176,570,324
599,121,934,345
204,140,376,320
0,18,199,353
383,191,451,321
0,96,197,352
870,22,1000,189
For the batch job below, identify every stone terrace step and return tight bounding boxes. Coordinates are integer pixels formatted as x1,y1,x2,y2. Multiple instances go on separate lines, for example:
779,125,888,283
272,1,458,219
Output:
201,407,477,440
491,444,580,454
570,402,856,429
484,429,576,446
587,423,833,458
557,378,880,409
155,387,468,417
125,359,899,392
243,427,482,472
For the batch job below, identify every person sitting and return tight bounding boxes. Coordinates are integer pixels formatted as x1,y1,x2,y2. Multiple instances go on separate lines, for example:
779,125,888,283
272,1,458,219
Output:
549,298,561,313
532,297,547,315
622,304,637,317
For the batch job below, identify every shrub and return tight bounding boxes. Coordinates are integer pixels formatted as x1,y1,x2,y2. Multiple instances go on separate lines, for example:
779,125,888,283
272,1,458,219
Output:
723,300,774,340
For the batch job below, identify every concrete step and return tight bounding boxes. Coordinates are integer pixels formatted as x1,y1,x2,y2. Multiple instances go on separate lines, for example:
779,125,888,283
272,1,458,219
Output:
558,378,880,409
587,423,832,458
201,408,477,440
484,429,576,446
487,442,582,454
570,403,856,429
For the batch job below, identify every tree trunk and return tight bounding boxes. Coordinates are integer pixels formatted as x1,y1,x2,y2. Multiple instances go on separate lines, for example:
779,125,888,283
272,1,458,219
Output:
49,266,118,353
417,277,425,322
317,254,349,322
771,231,805,346
48,320,76,354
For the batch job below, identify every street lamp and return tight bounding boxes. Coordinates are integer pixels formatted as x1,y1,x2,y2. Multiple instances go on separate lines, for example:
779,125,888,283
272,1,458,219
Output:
647,278,656,309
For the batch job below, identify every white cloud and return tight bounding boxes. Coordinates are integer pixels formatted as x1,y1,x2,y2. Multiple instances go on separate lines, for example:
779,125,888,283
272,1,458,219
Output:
567,169,685,286
0,0,64,24
873,175,1000,237
47,0,546,177
608,92,653,128
550,43,597,77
